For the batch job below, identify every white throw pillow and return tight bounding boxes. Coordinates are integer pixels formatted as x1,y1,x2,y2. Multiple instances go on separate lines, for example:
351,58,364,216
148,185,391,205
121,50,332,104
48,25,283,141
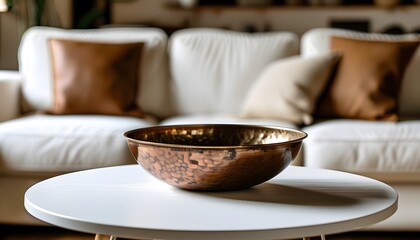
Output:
240,52,340,125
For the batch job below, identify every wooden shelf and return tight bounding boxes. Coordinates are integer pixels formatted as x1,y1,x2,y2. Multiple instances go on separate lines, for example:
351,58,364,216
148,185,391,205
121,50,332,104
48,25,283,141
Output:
167,3,420,12
160,2,420,34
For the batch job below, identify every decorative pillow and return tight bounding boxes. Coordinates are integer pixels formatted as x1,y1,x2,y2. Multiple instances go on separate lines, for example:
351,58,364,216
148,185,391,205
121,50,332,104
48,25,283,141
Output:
48,38,144,117
315,36,419,121
240,52,340,125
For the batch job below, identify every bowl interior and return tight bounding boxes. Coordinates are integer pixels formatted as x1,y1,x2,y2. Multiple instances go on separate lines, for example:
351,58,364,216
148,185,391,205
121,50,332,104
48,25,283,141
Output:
125,124,307,147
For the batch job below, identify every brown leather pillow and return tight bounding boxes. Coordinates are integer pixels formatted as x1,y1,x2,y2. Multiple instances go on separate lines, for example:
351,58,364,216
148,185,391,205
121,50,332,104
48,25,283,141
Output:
316,36,419,121
48,39,144,117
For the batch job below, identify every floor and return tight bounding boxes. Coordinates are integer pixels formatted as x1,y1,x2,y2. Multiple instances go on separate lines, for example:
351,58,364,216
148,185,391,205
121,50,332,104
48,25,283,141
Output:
0,225,92,240
0,225,419,240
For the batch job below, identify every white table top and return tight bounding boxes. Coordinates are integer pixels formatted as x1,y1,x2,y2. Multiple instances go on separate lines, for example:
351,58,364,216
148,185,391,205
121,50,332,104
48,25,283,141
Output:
25,165,397,240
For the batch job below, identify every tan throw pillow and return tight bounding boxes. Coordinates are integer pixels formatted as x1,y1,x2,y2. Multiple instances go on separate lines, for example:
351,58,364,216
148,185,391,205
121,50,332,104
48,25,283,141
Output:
316,36,419,121
240,52,340,125
48,39,144,117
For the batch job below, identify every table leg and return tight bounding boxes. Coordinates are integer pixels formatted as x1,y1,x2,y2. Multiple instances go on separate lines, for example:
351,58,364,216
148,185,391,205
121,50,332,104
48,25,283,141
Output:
94,234,117,240
303,234,326,240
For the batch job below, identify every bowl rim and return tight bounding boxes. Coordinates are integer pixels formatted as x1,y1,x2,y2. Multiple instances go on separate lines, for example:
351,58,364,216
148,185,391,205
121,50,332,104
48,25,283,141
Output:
123,124,307,149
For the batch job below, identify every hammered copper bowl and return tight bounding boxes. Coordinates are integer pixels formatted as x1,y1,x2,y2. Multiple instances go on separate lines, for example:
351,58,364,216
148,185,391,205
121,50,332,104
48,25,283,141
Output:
124,124,307,191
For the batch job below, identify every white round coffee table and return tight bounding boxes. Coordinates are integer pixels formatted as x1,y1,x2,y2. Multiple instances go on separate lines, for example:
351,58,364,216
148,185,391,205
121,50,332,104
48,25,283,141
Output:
25,165,397,240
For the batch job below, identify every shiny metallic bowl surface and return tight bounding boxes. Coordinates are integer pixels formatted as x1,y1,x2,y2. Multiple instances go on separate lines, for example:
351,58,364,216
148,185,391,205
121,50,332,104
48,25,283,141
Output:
124,124,307,191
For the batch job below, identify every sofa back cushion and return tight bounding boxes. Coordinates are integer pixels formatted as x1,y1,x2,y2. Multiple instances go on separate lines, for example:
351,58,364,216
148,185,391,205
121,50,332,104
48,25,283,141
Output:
301,28,420,118
19,27,171,118
168,28,298,115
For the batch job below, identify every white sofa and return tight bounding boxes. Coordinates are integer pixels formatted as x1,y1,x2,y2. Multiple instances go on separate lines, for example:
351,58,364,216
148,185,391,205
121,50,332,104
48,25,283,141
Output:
0,26,419,232
0,26,299,225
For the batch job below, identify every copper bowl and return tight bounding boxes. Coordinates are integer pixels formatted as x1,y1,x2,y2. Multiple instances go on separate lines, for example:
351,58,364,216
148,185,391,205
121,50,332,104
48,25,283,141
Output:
124,124,307,191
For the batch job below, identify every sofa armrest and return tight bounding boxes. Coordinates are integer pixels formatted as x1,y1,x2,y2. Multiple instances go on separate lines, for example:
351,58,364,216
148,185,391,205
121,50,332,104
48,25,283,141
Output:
0,70,22,122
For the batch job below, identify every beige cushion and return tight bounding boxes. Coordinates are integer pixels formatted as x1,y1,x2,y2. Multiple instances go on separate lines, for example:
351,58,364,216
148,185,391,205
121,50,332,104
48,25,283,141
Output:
316,36,419,121
48,39,144,117
240,53,340,125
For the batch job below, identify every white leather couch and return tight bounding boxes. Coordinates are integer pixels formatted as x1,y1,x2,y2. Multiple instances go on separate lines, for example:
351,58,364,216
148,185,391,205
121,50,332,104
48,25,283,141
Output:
0,27,299,225
0,26,419,232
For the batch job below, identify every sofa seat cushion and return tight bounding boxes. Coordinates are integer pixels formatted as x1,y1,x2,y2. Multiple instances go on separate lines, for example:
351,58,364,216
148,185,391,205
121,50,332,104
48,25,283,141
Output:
160,114,298,129
0,114,156,176
303,120,420,182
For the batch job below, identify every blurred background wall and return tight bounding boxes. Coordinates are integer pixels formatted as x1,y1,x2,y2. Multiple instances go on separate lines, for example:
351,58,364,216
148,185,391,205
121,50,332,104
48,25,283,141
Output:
1,0,420,70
